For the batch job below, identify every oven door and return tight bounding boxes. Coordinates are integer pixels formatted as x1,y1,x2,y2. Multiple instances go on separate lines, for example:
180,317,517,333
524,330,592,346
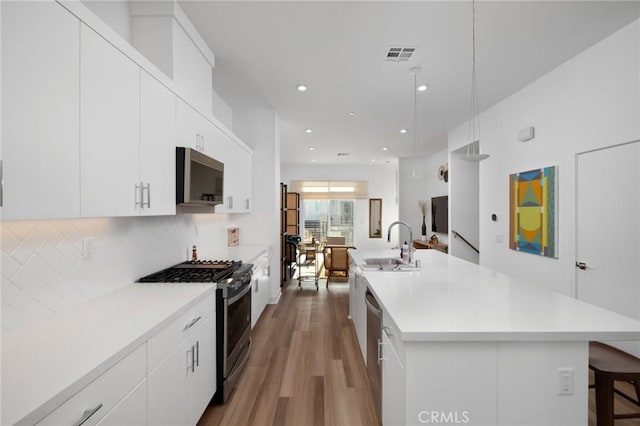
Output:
224,282,251,378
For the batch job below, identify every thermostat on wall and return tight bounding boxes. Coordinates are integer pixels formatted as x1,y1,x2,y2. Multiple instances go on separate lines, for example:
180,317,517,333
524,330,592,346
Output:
518,126,535,142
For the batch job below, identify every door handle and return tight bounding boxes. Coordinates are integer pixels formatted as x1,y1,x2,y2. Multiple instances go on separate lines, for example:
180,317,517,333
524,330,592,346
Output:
575,261,588,270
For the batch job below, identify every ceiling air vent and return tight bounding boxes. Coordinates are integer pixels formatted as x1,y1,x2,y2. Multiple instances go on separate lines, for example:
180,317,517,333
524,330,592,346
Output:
337,153,349,157
385,47,416,62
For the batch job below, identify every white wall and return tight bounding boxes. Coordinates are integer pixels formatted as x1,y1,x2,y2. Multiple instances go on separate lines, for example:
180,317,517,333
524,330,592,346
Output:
448,19,640,296
449,145,480,264
0,214,244,330
398,150,449,246
281,164,399,250
231,107,281,303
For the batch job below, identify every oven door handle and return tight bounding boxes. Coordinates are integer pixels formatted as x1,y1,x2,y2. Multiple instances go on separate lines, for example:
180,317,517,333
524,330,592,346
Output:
228,282,252,305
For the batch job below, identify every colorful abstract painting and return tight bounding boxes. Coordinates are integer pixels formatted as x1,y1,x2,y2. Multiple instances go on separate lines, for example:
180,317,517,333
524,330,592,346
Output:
509,166,558,258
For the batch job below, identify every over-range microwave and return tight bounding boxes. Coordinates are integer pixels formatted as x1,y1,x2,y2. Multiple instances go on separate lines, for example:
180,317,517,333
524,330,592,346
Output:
176,147,224,208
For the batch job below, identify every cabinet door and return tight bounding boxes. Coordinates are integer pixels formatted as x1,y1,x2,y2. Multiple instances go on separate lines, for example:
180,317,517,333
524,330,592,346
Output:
382,330,406,426
147,334,194,426
1,1,80,220
80,24,140,217
186,314,216,424
354,273,368,361
148,314,215,426
95,379,147,426
216,140,251,213
176,98,201,150
140,71,176,216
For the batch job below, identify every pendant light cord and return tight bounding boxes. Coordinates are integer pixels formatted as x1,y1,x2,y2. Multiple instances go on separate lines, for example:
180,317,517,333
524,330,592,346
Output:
413,70,418,156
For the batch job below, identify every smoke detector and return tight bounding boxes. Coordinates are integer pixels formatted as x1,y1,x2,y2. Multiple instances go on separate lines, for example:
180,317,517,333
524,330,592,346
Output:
385,46,417,62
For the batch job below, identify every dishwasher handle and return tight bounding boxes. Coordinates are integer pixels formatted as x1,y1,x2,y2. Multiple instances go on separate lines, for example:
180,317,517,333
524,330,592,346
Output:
364,290,382,317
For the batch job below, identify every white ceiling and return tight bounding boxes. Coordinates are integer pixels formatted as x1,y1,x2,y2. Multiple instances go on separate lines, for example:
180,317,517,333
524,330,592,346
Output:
179,1,640,165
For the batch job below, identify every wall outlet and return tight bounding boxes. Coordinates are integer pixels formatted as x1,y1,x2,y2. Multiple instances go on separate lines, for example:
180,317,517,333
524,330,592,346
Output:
495,234,504,243
82,237,95,260
557,368,574,395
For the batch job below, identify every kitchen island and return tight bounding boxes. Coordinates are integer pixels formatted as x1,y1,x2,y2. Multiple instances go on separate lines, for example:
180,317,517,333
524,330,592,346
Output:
349,249,640,425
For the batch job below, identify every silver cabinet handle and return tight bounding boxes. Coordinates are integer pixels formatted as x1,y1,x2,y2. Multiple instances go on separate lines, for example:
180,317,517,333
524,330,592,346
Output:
74,403,103,426
195,341,199,367
245,198,250,210
134,182,142,208
576,261,588,270
183,316,201,331
191,345,196,373
143,183,151,208
378,338,387,363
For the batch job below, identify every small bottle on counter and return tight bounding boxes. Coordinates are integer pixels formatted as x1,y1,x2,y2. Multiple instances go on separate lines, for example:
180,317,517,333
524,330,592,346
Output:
192,245,198,262
401,241,409,262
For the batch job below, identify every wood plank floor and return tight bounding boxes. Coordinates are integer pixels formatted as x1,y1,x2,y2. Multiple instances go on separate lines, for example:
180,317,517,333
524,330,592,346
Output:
198,278,379,426
199,278,639,426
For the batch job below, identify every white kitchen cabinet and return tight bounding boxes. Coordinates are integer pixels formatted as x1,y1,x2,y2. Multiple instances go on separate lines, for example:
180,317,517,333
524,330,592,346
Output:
139,70,177,216
1,1,80,220
80,24,141,218
176,98,225,156
148,311,216,426
216,140,252,213
38,344,146,426
351,269,368,362
251,251,271,328
95,379,147,426
381,326,406,426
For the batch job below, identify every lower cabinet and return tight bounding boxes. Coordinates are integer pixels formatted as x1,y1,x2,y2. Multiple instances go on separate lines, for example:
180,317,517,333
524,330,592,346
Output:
352,271,368,362
96,379,147,426
251,251,271,328
381,326,406,426
148,313,216,426
37,344,146,426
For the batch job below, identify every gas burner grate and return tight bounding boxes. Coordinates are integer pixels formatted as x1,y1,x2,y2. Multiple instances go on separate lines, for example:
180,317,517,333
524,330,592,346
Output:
138,260,243,283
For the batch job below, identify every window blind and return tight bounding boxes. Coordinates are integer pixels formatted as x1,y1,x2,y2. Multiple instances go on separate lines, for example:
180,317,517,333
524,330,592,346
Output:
289,180,368,199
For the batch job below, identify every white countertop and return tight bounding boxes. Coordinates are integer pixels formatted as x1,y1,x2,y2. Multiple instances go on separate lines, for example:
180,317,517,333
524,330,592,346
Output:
1,283,215,425
351,249,640,342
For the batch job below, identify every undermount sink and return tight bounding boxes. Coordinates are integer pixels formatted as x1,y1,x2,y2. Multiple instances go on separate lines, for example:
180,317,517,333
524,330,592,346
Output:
361,257,418,271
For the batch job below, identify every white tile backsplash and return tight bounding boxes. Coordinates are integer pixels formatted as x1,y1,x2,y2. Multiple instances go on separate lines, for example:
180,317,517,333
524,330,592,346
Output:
1,213,232,330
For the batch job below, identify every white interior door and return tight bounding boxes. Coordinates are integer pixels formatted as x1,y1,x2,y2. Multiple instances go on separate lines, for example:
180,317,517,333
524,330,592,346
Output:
576,140,640,356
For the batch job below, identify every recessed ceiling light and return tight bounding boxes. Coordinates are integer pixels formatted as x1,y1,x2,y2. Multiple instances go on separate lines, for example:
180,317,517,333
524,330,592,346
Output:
383,147,388,151
296,84,308,92
308,147,315,151
311,158,316,162
305,128,312,133
349,111,356,116
400,129,407,134
417,84,428,92
371,159,376,162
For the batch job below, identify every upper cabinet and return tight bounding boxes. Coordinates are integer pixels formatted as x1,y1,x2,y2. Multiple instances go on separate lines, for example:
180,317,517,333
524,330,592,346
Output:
1,1,81,220
139,71,177,216
80,25,141,218
80,26,177,218
1,1,250,220
216,142,252,214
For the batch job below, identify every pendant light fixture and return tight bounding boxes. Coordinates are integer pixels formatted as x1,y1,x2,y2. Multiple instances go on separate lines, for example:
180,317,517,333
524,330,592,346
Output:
405,66,424,178
462,0,490,162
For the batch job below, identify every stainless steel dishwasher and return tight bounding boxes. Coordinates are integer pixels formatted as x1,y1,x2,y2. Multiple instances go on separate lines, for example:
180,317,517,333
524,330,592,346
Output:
365,288,382,422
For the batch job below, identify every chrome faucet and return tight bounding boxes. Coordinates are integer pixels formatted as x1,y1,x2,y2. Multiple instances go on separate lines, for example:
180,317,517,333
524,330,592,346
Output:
387,221,413,263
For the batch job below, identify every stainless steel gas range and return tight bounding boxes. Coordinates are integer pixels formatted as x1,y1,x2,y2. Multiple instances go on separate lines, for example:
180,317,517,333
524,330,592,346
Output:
138,260,253,403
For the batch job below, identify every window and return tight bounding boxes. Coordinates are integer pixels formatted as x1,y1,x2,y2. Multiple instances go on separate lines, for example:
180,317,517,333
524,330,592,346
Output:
302,199,355,245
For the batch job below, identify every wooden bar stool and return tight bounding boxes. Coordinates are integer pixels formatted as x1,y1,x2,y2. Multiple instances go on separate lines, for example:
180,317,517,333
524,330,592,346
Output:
589,341,640,426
